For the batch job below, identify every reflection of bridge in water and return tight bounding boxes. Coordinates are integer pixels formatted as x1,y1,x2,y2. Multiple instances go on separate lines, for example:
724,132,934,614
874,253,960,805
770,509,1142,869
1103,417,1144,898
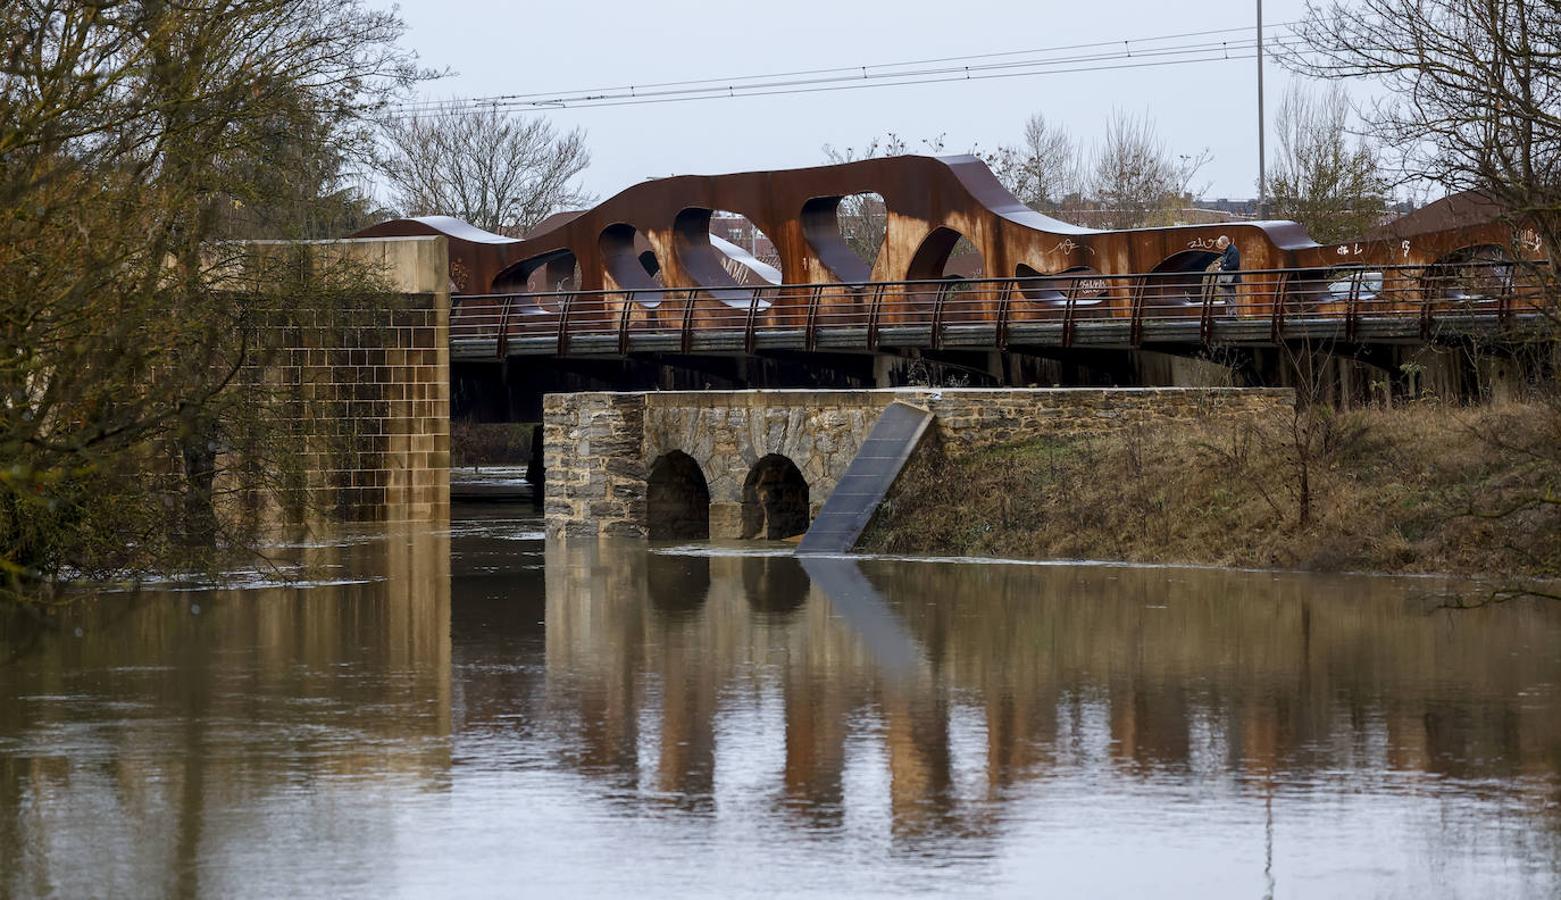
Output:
537,539,1561,845
6,521,1561,893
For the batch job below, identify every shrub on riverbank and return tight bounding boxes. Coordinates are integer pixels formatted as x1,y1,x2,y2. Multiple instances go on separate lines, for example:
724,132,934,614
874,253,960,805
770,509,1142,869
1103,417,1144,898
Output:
450,422,535,467
860,400,1561,580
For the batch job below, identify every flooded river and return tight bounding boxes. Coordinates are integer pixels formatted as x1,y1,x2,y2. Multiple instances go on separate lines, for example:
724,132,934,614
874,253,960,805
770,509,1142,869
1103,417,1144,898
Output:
2,505,1559,898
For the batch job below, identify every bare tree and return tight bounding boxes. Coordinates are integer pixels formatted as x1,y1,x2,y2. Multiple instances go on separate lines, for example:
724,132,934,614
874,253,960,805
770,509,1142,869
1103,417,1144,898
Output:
1286,0,1561,601
1086,110,1210,229
1285,0,1561,280
985,113,1084,215
380,106,592,236
1267,84,1391,243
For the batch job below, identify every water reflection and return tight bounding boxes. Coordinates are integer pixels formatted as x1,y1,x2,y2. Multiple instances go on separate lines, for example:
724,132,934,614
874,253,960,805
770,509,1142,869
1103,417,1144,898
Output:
542,538,1561,885
1,513,1559,897
0,526,450,898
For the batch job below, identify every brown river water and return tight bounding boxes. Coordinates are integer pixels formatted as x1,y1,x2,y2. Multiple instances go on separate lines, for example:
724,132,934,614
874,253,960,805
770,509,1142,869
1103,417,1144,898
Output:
2,504,1559,898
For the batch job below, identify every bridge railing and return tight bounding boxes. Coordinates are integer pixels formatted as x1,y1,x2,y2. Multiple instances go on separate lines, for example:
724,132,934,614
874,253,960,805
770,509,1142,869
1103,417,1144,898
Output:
449,260,1552,356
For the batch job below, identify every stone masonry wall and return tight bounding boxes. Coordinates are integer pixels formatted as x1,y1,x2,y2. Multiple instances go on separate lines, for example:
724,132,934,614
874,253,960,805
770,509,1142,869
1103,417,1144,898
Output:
254,236,451,525
544,388,1292,539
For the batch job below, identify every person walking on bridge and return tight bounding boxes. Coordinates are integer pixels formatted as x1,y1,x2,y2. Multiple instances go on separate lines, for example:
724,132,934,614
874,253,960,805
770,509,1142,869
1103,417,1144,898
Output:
1215,235,1241,316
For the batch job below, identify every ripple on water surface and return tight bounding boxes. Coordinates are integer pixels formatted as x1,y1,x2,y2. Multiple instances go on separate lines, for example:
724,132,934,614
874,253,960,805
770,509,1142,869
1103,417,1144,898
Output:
1,506,1559,898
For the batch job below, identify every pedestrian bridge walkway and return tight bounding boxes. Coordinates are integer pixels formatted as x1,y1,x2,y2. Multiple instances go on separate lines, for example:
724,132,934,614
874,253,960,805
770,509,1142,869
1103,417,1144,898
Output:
449,262,1547,360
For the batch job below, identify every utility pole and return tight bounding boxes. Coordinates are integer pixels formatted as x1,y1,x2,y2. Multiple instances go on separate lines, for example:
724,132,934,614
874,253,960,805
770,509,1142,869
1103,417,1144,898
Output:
1257,0,1267,218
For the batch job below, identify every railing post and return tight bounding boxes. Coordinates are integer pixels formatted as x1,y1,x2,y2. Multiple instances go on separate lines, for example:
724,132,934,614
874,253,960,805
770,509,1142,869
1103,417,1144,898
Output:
1269,271,1290,343
679,289,698,353
497,295,516,360
1198,273,1216,346
616,290,636,355
1061,288,1078,348
930,280,949,350
1497,262,1516,325
1418,270,1436,340
555,292,574,356
994,280,1015,350
1128,276,1147,347
866,282,887,351
1346,271,1362,343
804,284,824,351
743,286,761,354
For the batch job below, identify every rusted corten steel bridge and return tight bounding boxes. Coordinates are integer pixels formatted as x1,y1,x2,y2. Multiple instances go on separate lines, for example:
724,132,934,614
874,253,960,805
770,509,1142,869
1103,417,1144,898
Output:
355,155,1549,361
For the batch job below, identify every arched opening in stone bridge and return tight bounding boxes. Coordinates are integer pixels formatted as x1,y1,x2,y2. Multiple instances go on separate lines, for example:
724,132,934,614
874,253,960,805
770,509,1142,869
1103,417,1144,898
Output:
741,454,810,540
647,450,711,540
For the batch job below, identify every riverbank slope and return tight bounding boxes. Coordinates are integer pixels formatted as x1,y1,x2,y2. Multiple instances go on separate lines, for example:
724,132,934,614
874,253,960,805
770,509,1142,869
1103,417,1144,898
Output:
860,401,1560,579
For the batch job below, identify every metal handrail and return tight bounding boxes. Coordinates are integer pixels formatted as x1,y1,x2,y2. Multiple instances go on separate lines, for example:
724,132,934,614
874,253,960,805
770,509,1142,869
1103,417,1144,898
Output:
443,260,1554,355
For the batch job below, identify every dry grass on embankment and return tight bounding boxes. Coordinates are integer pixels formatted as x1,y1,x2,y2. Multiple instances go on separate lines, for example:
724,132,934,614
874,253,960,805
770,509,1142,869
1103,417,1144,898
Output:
860,401,1561,578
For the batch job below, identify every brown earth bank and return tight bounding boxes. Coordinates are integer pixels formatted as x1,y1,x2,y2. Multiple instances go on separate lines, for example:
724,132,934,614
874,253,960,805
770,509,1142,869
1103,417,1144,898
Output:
859,400,1561,582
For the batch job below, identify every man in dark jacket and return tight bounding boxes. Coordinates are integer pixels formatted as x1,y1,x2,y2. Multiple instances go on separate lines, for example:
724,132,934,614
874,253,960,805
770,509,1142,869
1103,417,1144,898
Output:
1215,235,1241,316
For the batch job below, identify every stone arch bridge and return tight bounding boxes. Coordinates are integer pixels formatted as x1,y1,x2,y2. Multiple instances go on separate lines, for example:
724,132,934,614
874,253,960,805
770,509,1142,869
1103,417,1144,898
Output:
543,387,1289,541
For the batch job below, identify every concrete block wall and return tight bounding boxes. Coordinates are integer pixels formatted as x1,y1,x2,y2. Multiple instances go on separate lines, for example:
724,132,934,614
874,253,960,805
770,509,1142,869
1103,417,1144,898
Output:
544,388,1293,539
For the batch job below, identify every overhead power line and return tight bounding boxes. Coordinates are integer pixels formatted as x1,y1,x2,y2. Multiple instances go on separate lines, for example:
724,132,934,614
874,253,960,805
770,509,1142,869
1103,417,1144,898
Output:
387,23,1301,119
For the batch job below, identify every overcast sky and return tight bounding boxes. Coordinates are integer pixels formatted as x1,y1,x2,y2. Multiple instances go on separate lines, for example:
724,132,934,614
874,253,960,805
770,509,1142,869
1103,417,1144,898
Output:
390,0,1333,205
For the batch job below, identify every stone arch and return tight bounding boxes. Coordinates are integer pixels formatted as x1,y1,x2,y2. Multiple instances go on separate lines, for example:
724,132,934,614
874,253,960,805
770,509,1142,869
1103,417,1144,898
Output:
647,450,710,540
741,454,810,540
599,222,664,305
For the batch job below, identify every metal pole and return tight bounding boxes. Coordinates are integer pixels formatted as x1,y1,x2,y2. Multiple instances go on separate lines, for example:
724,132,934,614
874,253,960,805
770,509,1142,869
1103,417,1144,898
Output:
1257,0,1266,218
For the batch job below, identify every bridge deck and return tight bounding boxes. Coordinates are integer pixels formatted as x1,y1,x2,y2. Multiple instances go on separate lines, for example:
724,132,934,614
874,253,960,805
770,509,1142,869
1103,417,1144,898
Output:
452,313,1534,359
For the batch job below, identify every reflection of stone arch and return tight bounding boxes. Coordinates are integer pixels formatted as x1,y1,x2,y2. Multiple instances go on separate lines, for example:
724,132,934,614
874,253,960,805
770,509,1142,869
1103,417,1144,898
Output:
741,454,809,540
647,552,711,619
741,555,810,621
647,450,710,540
